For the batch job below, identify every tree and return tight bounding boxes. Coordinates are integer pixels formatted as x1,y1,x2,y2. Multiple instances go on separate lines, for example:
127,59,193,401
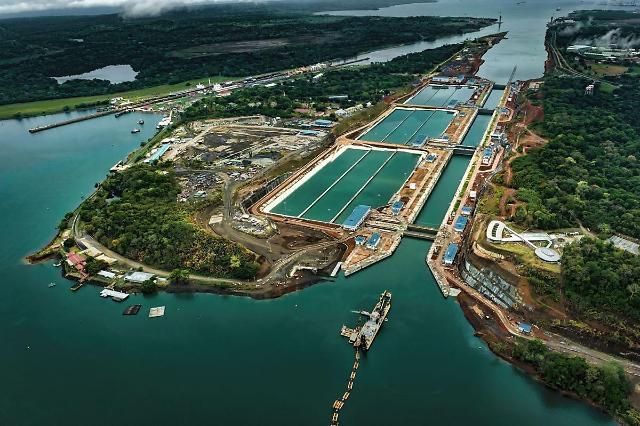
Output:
170,269,191,285
63,237,76,249
85,257,108,275
140,279,157,294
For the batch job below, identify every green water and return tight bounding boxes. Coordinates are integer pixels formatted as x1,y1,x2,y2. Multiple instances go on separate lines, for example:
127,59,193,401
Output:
406,85,476,107
359,109,411,142
461,114,492,147
332,151,419,224
271,148,419,224
361,109,454,145
270,148,367,217
415,155,471,228
0,117,615,423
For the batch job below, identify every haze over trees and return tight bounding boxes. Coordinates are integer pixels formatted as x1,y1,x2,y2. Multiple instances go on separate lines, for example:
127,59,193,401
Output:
0,4,492,105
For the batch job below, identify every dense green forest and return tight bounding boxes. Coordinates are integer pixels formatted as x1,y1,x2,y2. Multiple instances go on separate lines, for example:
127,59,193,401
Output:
562,238,640,324
0,4,491,105
78,165,259,279
507,338,639,424
510,76,640,238
182,43,462,120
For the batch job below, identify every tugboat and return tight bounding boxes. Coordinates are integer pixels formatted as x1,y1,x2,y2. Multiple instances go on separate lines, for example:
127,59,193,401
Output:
340,290,391,350
48,282,56,288
131,128,140,134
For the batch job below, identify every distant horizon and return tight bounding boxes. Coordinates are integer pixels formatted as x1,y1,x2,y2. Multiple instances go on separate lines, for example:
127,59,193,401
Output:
0,0,255,19
0,6,118,19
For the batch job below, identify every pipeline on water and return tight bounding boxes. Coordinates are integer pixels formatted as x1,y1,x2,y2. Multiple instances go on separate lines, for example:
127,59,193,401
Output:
330,349,361,426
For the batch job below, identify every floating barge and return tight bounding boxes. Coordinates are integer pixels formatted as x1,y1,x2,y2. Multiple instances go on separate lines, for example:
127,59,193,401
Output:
123,304,142,315
340,290,391,350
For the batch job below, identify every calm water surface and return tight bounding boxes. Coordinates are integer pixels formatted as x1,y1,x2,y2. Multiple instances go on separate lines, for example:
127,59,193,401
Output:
0,1,626,422
0,110,615,424
53,64,138,84
325,0,633,83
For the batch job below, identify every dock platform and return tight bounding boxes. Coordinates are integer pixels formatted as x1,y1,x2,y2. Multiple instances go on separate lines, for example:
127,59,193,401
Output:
149,306,166,318
100,288,129,302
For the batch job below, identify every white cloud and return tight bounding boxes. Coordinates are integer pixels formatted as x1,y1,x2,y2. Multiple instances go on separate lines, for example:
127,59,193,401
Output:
0,0,257,17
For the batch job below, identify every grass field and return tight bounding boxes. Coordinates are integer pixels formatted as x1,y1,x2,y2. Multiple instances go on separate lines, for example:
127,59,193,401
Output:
588,62,628,76
0,75,236,119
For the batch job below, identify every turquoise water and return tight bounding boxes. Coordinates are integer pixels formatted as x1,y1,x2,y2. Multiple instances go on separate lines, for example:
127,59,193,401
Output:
270,148,367,217
415,155,471,228
333,151,419,224
461,114,492,147
274,149,419,223
358,109,412,142
0,109,616,425
360,109,454,145
407,85,476,107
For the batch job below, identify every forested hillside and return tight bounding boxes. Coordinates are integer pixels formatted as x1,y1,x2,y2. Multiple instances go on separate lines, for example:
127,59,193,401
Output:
78,165,260,279
510,76,640,238
0,4,491,105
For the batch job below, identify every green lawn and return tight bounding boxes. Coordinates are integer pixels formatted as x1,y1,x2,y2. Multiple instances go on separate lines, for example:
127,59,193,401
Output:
0,75,237,119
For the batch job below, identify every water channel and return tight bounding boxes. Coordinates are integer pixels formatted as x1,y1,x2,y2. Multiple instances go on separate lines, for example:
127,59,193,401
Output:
0,1,629,423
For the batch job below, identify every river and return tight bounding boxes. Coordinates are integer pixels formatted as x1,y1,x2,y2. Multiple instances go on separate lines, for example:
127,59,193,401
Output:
0,1,626,423
324,0,633,83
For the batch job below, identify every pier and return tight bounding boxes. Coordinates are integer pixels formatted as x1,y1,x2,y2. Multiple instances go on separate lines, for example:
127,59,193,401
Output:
29,110,116,133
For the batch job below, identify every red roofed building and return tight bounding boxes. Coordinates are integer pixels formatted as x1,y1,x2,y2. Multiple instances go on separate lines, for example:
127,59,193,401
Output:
66,253,86,271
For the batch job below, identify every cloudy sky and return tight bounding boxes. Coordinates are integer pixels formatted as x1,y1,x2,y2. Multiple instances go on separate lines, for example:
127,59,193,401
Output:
0,0,256,17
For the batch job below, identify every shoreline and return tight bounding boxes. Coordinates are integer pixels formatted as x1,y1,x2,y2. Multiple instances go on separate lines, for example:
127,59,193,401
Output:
456,292,629,425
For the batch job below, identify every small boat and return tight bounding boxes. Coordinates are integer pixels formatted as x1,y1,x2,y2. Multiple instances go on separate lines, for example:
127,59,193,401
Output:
48,282,56,288
138,119,144,125
53,261,61,267
131,128,140,134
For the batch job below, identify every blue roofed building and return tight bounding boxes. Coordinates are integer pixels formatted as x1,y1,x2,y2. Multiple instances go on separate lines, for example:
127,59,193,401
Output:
144,143,171,163
342,205,371,231
517,322,532,335
453,216,468,232
391,201,404,216
460,205,473,216
443,243,459,266
366,232,381,250
313,119,334,128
